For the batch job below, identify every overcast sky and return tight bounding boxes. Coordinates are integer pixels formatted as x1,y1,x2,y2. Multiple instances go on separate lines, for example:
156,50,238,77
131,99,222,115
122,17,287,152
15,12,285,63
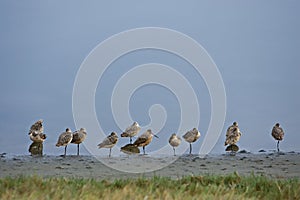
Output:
0,1,299,156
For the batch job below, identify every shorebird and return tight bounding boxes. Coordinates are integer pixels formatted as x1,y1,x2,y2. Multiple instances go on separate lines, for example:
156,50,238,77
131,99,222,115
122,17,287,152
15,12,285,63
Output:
224,122,242,146
271,123,284,152
29,119,44,133
71,128,87,156
29,131,47,143
121,122,141,144
133,129,158,155
169,133,181,156
98,132,118,157
183,128,201,155
28,119,46,142
56,128,73,157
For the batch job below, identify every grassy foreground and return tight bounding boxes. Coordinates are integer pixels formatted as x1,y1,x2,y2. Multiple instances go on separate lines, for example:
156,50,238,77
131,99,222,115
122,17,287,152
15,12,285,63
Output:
0,174,299,200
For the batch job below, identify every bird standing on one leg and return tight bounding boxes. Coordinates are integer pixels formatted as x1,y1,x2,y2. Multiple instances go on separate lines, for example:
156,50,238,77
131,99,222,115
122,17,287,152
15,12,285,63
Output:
133,129,158,155
224,122,242,154
71,128,87,156
271,123,284,152
56,128,73,157
121,122,141,144
183,128,201,155
98,132,118,157
169,133,181,156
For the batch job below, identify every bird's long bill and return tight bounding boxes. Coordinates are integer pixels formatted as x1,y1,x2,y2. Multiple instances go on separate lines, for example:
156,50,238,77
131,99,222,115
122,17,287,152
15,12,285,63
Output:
153,134,159,138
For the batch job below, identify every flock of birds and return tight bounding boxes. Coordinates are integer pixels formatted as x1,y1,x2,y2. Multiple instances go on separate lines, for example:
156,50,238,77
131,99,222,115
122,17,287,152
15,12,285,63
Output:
28,120,285,157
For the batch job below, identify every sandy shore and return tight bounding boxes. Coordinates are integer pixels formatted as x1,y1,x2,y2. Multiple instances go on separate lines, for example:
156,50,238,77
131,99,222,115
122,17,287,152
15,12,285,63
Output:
0,151,299,180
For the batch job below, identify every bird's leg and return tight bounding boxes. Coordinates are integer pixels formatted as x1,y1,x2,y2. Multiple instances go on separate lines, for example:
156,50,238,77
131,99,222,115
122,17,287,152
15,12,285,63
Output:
189,143,192,155
143,146,145,155
277,141,280,152
109,148,112,157
173,147,176,156
64,146,67,157
77,144,80,156
231,149,235,156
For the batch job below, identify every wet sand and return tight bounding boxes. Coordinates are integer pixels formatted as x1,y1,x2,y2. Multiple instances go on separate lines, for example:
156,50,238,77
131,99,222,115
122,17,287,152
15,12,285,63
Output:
0,152,299,180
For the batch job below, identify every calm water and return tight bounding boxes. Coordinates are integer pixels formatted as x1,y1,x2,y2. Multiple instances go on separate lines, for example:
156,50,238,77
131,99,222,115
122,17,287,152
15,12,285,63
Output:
0,1,299,156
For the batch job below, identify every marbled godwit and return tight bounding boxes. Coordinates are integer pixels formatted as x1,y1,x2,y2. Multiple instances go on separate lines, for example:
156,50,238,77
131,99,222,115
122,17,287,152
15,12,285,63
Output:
71,128,87,156
133,129,158,155
98,132,118,157
29,119,44,134
169,133,181,156
271,123,284,152
29,131,47,143
28,119,46,142
183,128,200,155
224,122,242,146
56,128,73,157
121,122,141,144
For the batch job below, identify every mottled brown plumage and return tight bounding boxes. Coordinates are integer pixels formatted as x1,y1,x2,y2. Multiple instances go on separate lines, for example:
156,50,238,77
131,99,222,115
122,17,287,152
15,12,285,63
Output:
29,119,44,134
169,133,181,156
56,128,73,157
29,131,47,143
28,119,46,143
183,128,201,155
272,123,284,152
225,122,242,146
71,128,87,156
133,129,158,155
121,122,141,144
98,132,118,157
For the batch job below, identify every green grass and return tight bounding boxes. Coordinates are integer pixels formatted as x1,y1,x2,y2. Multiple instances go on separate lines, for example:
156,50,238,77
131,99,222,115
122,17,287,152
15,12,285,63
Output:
0,173,299,200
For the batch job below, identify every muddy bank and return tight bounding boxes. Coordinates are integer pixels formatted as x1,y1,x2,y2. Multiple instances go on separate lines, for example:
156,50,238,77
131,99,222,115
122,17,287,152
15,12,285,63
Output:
0,152,299,179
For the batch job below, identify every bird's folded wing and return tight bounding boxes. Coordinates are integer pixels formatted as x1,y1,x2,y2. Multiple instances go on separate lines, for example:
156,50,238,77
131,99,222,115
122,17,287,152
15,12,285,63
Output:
134,137,147,145
60,134,72,144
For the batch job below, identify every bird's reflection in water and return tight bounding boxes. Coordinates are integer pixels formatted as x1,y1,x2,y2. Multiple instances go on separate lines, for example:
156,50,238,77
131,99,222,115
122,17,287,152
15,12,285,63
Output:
29,142,43,156
225,144,239,156
121,144,140,155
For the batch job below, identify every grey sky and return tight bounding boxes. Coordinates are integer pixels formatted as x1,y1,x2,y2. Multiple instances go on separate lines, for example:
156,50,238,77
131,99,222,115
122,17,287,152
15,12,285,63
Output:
0,1,299,155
